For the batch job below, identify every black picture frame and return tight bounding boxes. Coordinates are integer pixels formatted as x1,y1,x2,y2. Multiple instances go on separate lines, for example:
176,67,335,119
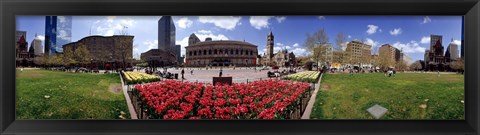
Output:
1,0,479,135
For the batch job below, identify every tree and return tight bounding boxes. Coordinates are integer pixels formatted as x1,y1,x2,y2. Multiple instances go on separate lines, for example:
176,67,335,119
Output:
410,60,423,71
74,43,91,67
63,47,76,67
34,54,49,67
304,28,330,66
378,51,395,71
116,37,133,69
395,60,408,71
336,32,347,51
450,58,464,73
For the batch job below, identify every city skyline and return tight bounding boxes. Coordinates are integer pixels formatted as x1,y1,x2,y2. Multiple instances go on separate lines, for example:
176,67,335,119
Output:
16,16,462,61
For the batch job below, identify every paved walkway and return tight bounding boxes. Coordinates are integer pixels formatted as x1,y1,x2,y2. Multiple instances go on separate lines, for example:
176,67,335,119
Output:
118,73,138,119
301,73,323,119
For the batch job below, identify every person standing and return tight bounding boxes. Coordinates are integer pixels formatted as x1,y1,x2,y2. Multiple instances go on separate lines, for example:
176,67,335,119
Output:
219,69,223,77
191,69,194,75
181,69,185,79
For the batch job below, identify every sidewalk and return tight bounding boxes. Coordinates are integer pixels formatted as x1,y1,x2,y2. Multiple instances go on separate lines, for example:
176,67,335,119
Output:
301,73,323,119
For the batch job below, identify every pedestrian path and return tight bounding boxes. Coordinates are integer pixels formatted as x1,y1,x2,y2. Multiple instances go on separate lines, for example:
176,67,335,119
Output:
301,73,323,119
118,73,138,119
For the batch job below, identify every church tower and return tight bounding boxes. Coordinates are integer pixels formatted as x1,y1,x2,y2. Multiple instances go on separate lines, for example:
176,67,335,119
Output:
266,31,274,64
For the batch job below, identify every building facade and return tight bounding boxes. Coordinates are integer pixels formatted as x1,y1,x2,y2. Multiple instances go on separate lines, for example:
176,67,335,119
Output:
140,49,177,67
345,40,372,66
272,49,296,67
185,38,258,67
31,34,44,56
63,35,134,68
425,35,448,71
379,44,401,63
445,39,459,62
16,34,35,67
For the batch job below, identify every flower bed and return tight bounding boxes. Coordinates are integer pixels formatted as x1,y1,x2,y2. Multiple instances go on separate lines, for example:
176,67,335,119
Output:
123,71,160,84
284,71,321,83
132,79,311,119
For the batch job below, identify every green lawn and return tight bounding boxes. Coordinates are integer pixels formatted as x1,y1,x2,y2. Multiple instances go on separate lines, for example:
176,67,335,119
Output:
16,69,130,119
310,73,464,120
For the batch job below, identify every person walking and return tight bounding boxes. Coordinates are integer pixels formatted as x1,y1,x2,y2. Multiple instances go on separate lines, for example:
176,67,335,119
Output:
219,69,223,77
191,69,194,75
181,69,185,79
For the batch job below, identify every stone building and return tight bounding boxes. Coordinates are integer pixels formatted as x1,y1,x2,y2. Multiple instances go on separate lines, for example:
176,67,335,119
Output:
345,40,372,66
15,33,35,67
185,35,258,67
425,35,448,71
63,35,134,68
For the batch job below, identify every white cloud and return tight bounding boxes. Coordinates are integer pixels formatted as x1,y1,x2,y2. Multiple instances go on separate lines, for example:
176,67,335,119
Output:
276,43,284,46
389,28,402,36
58,16,66,23
392,40,426,53
198,16,242,30
453,40,461,45
366,25,379,35
420,36,430,44
94,17,137,36
348,35,351,38
317,16,325,20
340,41,349,51
292,48,309,56
365,38,379,48
198,30,212,34
423,16,431,24
276,16,286,23
143,40,158,52
293,43,299,47
37,35,45,41
249,16,274,30
176,17,193,29
56,30,71,41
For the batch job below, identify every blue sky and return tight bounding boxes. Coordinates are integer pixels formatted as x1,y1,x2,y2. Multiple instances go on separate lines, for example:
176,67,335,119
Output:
16,16,462,62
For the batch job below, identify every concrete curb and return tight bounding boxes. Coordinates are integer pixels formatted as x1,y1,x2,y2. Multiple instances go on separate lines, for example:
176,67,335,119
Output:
118,72,138,119
301,73,324,119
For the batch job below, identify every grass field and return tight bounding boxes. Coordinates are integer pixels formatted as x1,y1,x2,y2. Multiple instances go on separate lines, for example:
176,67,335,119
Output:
16,69,130,119
310,73,464,120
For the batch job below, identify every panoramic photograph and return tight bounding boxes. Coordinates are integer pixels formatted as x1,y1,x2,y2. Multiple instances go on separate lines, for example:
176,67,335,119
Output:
15,16,464,120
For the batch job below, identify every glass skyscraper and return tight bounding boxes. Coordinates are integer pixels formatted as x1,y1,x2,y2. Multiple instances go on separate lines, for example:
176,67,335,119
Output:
158,16,176,52
45,16,57,55
45,16,72,54
56,16,72,53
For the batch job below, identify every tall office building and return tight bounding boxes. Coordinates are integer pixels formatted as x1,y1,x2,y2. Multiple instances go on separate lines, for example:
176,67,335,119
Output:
158,16,176,52
430,35,442,52
45,16,72,54
175,45,182,64
45,16,57,55
56,16,72,52
446,39,459,61
31,34,44,56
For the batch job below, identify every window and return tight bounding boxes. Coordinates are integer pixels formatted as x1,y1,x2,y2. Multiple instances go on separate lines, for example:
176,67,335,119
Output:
194,51,197,56
236,49,239,54
204,50,207,55
241,50,243,55
225,49,228,54
214,49,217,54
189,51,192,56
230,49,233,54
209,50,212,55
250,50,253,55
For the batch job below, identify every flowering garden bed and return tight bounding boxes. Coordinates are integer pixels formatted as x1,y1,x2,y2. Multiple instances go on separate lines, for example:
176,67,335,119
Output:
122,71,160,84
284,71,321,83
129,79,312,119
